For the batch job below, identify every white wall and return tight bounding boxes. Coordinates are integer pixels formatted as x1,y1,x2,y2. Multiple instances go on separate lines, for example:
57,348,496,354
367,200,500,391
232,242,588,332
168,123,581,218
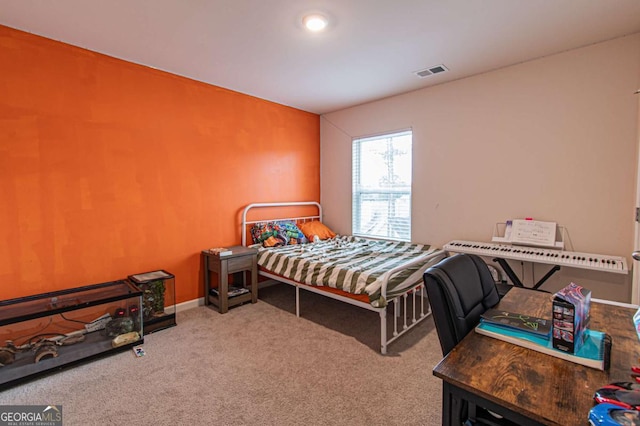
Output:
320,33,640,302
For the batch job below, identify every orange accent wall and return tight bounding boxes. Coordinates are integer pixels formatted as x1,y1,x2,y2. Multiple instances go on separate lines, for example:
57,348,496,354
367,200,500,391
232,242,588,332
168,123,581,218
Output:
0,26,320,304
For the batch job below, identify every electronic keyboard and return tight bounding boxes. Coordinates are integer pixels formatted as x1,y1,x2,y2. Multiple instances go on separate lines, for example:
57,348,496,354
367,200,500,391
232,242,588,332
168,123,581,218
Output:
443,240,628,274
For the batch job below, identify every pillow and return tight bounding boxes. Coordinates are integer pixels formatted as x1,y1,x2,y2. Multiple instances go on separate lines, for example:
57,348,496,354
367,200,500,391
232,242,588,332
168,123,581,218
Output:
298,221,336,241
250,222,286,247
273,220,308,245
250,221,308,247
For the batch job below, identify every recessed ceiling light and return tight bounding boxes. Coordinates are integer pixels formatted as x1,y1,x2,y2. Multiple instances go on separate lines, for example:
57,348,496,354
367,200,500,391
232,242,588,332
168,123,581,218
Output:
303,14,328,32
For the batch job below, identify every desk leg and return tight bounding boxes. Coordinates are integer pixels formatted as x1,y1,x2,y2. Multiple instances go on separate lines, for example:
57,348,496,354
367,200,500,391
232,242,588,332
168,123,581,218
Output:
442,382,467,426
442,382,452,426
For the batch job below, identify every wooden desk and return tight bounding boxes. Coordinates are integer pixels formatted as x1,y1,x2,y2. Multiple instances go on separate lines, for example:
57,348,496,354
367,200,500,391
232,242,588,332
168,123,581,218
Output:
433,287,640,426
202,246,258,313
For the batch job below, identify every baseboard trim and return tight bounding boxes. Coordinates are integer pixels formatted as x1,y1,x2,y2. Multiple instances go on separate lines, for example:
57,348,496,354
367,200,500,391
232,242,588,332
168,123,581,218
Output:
172,280,280,314
167,297,204,314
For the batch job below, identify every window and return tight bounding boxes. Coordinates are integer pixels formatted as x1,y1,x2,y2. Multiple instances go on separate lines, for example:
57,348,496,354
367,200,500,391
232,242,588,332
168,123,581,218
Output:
352,130,412,241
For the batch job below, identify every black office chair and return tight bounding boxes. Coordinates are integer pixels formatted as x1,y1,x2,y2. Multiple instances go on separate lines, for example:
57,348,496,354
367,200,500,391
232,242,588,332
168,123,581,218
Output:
423,254,516,426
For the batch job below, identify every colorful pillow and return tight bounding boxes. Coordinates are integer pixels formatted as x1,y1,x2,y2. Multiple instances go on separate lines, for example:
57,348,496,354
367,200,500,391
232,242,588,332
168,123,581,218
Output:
250,222,286,247
297,221,336,241
274,220,308,245
250,221,308,247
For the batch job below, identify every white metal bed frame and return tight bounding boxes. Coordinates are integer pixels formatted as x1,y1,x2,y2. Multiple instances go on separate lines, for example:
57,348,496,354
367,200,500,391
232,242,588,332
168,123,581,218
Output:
241,201,446,354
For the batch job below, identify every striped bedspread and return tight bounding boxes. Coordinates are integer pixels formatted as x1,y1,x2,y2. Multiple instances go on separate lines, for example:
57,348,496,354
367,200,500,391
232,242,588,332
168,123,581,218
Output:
257,236,440,307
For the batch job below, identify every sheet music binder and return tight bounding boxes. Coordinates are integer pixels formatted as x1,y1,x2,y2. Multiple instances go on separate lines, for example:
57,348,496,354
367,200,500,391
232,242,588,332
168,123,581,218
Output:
492,220,567,250
475,322,611,370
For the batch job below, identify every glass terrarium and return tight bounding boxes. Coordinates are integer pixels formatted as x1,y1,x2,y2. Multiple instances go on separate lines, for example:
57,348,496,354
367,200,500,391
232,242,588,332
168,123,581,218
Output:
0,280,143,389
127,270,176,334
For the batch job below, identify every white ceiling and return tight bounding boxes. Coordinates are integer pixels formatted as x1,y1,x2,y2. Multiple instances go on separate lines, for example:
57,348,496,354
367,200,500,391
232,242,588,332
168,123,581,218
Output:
1,1,640,114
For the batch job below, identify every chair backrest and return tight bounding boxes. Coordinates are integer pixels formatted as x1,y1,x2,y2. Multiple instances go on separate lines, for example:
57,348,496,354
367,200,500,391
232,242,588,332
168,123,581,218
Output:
423,254,500,355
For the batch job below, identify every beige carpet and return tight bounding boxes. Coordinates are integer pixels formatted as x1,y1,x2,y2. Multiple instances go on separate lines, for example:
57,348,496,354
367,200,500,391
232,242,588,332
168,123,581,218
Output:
0,283,444,425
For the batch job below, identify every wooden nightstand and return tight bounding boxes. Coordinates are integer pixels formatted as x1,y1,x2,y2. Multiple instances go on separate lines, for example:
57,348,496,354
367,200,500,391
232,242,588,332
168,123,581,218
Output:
202,245,258,313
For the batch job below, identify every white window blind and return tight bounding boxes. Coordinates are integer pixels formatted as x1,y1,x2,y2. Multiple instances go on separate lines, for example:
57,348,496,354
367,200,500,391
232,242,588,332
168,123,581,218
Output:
352,130,412,241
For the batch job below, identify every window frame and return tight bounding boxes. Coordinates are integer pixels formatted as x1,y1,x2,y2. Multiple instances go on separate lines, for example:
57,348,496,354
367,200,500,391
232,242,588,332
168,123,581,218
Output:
352,129,413,242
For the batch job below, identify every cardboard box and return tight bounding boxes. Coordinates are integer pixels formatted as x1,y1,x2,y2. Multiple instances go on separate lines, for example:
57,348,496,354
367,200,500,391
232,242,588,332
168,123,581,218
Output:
552,282,591,353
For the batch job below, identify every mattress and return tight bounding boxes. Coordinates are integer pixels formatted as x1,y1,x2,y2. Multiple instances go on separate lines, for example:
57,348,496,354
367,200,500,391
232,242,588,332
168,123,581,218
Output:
257,236,438,307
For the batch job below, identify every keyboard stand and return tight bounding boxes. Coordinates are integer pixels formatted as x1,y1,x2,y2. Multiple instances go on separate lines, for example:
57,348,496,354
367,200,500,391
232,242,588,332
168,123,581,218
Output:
492,220,564,289
493,258,560,290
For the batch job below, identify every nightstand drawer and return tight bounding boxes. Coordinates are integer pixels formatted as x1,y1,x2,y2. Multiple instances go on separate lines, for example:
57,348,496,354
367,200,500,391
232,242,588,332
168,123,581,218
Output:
227,255,253,273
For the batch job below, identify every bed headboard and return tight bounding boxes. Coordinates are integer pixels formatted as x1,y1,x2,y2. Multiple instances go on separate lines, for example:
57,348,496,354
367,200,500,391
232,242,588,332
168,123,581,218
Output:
241,201,322,246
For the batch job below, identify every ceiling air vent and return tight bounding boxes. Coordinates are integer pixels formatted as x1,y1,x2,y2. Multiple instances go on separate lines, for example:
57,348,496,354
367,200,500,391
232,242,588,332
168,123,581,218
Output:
415,64,448,78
